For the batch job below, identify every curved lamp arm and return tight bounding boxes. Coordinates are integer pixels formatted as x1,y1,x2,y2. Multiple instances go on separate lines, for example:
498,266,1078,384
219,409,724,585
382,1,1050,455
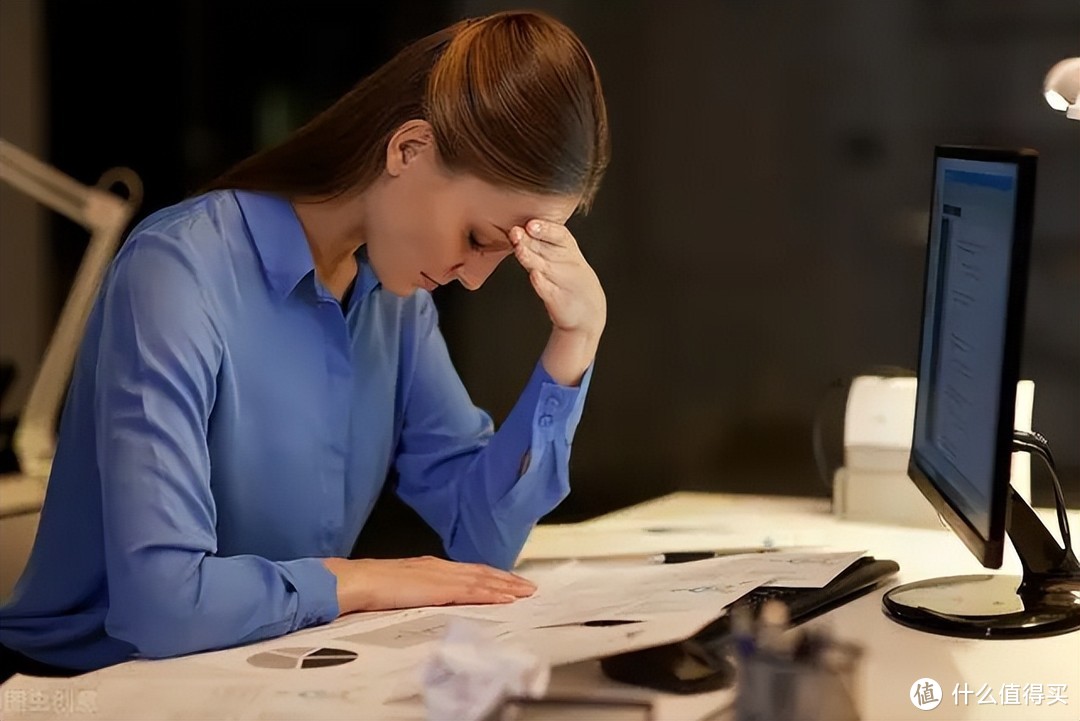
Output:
0,138,142,479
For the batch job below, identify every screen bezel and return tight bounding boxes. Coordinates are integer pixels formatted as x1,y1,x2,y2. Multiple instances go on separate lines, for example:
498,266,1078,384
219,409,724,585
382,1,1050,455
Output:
908,145,1037,569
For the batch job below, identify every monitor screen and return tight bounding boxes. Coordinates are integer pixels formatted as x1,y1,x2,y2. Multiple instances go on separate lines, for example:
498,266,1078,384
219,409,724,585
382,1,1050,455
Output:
908,146,1037,569
888,146,1079,639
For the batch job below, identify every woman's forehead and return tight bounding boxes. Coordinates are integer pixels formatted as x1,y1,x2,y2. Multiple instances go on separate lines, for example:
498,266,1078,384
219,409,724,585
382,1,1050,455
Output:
455,175,578,226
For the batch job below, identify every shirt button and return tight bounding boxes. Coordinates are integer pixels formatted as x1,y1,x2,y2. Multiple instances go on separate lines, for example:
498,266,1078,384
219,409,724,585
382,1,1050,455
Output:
545,396,560,410
539,414,553,427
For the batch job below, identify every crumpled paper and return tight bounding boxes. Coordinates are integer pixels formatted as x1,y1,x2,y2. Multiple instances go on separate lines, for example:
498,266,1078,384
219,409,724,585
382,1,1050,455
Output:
422,618,550,721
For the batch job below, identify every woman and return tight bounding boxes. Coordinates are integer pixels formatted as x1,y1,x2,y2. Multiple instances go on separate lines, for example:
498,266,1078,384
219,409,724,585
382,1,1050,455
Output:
0,10,609,676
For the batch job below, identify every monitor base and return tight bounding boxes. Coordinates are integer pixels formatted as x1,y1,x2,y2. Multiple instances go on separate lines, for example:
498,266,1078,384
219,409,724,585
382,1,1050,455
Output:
883,573,1080,639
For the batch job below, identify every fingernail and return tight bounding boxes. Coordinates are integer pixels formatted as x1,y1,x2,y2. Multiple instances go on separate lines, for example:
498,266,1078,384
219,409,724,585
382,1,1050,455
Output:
499,594,517,603
529,221,543,234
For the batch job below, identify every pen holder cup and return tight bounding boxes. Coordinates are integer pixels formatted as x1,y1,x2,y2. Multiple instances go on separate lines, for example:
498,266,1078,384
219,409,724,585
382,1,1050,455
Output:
734,641,862,721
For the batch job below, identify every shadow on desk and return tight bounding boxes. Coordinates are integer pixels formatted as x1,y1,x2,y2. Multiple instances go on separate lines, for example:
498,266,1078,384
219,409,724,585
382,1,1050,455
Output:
0,643,85,685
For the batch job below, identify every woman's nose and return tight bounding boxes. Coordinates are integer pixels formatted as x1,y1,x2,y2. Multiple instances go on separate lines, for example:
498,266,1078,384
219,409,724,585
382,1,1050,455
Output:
457,250,511,290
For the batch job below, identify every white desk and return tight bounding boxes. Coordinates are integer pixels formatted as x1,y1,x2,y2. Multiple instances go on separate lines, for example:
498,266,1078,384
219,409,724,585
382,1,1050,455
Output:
2,492,1078,721
526,492,1080,721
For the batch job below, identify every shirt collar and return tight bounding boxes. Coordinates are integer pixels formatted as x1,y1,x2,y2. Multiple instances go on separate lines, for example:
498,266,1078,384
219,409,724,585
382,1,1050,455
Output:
234,190,315,298
233,190,381,302
353,245,382,304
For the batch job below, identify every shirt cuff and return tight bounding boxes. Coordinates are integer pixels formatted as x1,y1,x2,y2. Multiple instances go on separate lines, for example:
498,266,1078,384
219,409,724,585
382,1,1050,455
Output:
279,557,340,630
531,361,594,445
494,361,594,521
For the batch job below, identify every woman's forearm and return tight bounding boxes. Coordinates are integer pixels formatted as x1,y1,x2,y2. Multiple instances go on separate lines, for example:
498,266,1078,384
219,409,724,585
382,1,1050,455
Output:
540,327,601,387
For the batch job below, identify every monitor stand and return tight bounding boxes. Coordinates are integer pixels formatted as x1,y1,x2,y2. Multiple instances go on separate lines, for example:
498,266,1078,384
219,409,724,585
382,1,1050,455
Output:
883,484,1080,638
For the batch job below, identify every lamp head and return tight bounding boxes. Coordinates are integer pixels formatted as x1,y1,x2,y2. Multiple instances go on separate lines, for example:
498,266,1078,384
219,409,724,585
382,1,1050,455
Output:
1043,57,1080,120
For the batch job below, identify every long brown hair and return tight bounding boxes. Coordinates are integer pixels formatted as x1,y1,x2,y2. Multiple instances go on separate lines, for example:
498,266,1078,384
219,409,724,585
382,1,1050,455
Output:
202,11,609,212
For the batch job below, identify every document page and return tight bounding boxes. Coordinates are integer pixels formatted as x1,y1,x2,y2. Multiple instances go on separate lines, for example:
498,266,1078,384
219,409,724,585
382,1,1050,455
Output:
0,551,864,720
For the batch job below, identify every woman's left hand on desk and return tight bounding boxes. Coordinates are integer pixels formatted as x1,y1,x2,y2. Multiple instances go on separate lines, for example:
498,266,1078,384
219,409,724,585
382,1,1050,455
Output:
323,556,536,615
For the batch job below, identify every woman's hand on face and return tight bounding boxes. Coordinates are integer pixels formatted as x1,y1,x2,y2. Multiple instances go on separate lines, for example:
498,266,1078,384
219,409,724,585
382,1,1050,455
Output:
510,220,606,341
322,556,536,615
511,220,606,386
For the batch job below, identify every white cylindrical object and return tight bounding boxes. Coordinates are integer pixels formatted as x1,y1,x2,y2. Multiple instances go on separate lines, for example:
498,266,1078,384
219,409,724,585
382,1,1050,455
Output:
834,376,1034,528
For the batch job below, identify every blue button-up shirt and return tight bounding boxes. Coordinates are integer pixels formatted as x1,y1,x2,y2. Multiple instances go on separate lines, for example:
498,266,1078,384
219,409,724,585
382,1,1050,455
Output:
0,190,591,671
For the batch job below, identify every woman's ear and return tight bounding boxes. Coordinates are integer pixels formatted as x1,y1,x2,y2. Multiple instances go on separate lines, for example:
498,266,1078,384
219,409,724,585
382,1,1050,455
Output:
385,119,435,177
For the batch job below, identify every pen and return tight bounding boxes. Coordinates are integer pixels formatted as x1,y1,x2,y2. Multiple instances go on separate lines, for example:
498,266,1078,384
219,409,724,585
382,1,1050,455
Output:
515,547,786,569
658,547,784,564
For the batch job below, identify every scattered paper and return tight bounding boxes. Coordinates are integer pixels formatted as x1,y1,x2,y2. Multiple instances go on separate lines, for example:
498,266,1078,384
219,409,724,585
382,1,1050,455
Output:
421,618,549,721
0,550,866,720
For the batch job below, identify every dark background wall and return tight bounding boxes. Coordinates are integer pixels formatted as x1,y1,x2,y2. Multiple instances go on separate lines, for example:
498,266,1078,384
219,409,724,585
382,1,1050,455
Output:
2,1,1077,527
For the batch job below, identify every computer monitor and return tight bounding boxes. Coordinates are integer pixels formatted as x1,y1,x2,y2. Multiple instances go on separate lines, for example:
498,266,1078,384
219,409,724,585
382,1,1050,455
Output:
882,145,1080,639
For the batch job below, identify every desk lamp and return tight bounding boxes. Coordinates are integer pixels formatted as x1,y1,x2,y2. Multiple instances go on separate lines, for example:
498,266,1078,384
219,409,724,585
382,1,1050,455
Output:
0,140,141,500
1042,57,1080,120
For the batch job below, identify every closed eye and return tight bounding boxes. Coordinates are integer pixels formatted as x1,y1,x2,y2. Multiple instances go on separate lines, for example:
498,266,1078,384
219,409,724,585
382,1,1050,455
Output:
469,232,512,254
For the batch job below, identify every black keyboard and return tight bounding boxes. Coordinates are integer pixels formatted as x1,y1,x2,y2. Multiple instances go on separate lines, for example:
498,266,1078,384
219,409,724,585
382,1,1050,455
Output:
599,556,900,694
702,555,900,634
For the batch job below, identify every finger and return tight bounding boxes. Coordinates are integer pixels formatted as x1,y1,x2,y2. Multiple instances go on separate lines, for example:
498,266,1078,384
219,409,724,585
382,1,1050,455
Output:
488,582,535,599
471,576,534,599
508,570,537,587
529,268,561,300
525,219,574,249
510,225,545,253
461,577,532,600
456,577,528,604
493,574,537,595
512,230,547,272
523,235,564,261
452,589,519,605
471,563,537,592
495,573,537,594
516,226,570,264
414,555,531,593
